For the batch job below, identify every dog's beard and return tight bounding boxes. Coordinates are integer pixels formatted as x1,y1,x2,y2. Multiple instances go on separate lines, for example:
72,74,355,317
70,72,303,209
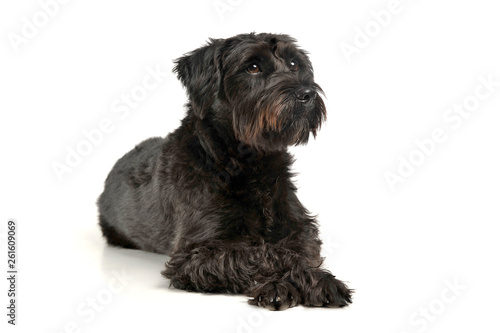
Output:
232,84,326,151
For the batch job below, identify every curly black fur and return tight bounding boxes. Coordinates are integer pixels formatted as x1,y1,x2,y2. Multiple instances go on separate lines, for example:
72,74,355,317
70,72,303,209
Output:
97,32,352,310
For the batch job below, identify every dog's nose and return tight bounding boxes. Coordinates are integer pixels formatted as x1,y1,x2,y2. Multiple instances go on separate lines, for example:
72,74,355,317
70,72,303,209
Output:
295,87,317,103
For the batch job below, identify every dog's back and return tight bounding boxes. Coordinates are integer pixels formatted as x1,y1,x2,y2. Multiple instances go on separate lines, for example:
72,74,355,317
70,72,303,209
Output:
98,136,171,253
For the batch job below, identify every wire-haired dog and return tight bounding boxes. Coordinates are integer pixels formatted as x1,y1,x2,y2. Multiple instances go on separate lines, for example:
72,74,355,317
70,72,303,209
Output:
98,33,352,310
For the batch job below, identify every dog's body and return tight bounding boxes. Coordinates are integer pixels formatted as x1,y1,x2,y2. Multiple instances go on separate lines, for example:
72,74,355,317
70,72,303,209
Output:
98,33,352,310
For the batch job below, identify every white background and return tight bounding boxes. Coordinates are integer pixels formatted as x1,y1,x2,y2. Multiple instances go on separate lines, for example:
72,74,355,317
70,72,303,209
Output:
1,0,499,332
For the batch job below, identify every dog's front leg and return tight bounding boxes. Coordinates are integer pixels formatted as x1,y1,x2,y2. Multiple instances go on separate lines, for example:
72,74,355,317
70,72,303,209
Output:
162,242,259,294
247,237,353,310
283,228,353,308
162,242,303,310
257,190,354,309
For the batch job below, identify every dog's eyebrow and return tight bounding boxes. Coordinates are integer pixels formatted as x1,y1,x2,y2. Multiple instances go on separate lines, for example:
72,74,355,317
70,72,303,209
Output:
270,38,278,53
238,42,275,64
272,42,297,61
240,52,263,65
271,41,280,58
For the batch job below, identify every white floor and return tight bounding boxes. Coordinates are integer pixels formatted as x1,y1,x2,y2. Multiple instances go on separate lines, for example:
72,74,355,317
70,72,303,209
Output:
5,197,499,333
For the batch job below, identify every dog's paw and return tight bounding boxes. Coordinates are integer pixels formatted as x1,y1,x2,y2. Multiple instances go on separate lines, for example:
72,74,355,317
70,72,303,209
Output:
248,281,300,311
302,273,353,308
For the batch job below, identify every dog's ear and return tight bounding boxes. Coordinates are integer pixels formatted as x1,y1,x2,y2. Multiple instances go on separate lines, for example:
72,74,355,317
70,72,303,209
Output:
174,38,223,119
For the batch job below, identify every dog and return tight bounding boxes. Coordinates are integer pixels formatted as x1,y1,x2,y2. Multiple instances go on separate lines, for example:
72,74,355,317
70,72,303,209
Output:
97,32,352,310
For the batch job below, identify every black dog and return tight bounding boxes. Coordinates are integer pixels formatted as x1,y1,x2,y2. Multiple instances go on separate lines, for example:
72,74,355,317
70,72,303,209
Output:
98,33,352,310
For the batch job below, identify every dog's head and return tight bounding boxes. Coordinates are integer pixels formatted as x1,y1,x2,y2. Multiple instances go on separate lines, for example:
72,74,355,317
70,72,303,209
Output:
174,33,326,151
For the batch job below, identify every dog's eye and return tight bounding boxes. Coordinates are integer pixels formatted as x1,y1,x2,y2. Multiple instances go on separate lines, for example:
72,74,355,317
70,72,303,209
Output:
289,60,299,72
246,64,261,74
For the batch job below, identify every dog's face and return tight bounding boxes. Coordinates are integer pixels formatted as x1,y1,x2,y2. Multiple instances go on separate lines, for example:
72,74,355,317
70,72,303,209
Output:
174,33,326,151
